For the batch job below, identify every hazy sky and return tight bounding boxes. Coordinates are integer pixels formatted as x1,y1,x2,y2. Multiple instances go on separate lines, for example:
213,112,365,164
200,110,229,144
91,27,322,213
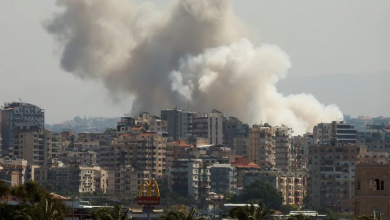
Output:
0,0,389,123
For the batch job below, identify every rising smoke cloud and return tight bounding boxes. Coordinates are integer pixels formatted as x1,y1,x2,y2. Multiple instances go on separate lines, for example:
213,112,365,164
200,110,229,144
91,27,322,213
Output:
46,0,343,134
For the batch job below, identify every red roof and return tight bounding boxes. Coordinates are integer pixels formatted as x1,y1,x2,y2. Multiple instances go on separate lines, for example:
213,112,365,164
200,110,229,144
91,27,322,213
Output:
139,133,155,137
131,126,144,130
178,140,192,147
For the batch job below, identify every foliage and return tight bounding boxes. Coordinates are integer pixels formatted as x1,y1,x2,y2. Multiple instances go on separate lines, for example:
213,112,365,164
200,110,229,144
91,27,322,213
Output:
11,180,51,204
0,180,10,203
285,214,310,220
158,208,203,220
353,215,375,220
228,201,275,220
327,212,354,220
279,204,300,215
315,207,332,215
159,184,197,207
231,180,284,210
90,204,130,220
223,192,234,202
167,205,190,216
13,199,67,220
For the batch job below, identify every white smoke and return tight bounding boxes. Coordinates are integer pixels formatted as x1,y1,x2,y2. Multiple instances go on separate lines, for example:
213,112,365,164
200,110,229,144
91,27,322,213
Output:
46,0,343,134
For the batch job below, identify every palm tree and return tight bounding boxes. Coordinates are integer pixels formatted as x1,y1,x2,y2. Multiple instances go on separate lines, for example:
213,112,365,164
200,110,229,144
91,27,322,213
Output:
353,215,375,220
13,199,64,220
228,201,275,220
91,204,131,220
158,208,203,220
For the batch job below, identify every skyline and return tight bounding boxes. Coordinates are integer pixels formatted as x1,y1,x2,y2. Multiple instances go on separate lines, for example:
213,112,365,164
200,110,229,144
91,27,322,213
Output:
0,0,389,124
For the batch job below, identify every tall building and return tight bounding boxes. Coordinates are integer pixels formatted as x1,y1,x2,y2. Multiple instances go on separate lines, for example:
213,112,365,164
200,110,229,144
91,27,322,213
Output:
274,126,292,172
247,124,275,167
291,135,313,171
210,164,237,195
313,121,357,145
207,109,225,145
161,108,195,140
308,144,360,212
1,102,45,156
225,117,249,149
192,114,208,139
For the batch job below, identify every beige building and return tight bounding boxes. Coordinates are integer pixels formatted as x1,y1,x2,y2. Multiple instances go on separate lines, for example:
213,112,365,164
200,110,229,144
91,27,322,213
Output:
107,165,152,198
248,124,275,167
0,158,37,185
35,164,107,193
354,163,390,219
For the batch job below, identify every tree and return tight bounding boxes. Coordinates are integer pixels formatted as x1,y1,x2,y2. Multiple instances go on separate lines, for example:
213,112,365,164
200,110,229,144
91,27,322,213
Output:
13,199,66,220
167,205,190,216
280,204,300,215
0,180,10,203
286,214,310,220
90,204,130,220
158,208,203,220
353,215,375,220
228,201,275,220
233,180,284,210
316,207,332,215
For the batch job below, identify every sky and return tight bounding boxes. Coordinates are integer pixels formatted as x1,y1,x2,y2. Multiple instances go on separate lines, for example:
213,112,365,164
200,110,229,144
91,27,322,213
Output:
0,0,389,123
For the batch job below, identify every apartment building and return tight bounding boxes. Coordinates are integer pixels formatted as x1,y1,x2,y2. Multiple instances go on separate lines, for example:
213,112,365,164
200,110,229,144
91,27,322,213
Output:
210,164,237,195
354,163,390,219
208,109,225,145
192,114,208,139
0,158,37,186
35,164,107,193
161,108,195,140
247,124,275,167
308,144,360,212
275,126,292,172
291,135,313,171
242,169,306,207
116,117,136,136
170,159,211,200
313,121,357,145
225,117,249,149
109,127,167,182
107,165,151,198
1,102,45,157
357,125,390,153
234,137,247,156
58,149,97,165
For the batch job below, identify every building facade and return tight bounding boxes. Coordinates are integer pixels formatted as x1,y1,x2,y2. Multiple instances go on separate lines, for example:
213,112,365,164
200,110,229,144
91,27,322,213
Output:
161,108,195,141
247,124,275,167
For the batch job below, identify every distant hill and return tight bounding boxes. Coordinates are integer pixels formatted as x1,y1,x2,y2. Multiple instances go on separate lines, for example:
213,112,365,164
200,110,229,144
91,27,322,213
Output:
276,72,390,117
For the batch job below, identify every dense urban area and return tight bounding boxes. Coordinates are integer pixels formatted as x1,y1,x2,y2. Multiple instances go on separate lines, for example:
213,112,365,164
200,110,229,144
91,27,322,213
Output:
0,101,389,220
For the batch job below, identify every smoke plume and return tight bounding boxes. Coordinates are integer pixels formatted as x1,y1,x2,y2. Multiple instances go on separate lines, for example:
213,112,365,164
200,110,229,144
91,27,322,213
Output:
46,0,342,134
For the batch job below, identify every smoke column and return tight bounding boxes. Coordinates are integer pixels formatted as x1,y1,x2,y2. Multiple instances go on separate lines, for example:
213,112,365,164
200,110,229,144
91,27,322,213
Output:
46,0,343,134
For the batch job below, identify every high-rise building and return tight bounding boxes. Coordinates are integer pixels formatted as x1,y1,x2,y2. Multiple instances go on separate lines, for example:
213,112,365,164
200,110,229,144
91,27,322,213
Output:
161,108,195,140
313,121,357,145
1,102,45,157
207,109,225,145
210,164,238,195
274,126,292,172
225,117,249,149
247,124,275,167
308,144,360,212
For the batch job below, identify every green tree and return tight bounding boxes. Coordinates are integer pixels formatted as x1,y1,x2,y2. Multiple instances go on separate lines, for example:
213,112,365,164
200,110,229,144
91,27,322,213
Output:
13,199,66,220
280,204,300,215
228,201,275,220
167,205,190,216
158,208,203,220
233,180,284,210
316,207,332,215
353,215,375,220
11,180,51,204
0,180,10,203
286,214,310,220
90,204,130,220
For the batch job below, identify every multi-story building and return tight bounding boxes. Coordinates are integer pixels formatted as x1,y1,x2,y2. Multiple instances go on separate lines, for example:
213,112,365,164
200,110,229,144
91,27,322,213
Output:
109,127,167,182
308,144,360,212
58,149,97,165
357,125,390,154
274,126,292,172
247,124,275,167
291,135,313,171
107,165,151,198
234,137,247,156
170,159,211,200
35,164,107,193
1,102,45,157
313,121,357,145
225,117,249,149
116,117,136,136
207,109,225,145
354,163,390,219
210,164,237,195
161,108,195,141
242,169,306,207
0,158,37,186
192,114,208,139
